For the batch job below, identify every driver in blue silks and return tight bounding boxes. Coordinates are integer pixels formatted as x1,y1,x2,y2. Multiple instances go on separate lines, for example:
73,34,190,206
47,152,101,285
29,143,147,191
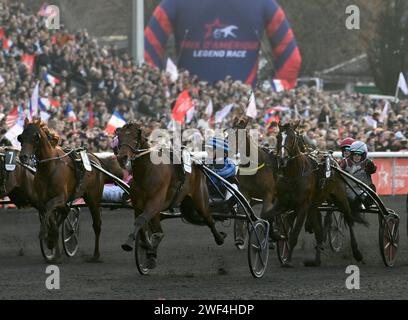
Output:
206,137,238,208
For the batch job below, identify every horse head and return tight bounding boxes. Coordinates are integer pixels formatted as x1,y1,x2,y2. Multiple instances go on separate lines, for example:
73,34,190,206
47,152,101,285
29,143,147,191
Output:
277,120,301,168
115,122,149,170
18,119,59,167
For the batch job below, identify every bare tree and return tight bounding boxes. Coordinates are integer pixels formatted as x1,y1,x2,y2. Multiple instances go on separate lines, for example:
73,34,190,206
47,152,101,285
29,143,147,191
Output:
368,0,408,95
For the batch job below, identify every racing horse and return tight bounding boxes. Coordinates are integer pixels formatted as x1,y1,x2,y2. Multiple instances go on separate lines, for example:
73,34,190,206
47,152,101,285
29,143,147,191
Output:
266,122,367,267
0,147,39,208
18,119,105,262
229,116,281,241
116,122,226,269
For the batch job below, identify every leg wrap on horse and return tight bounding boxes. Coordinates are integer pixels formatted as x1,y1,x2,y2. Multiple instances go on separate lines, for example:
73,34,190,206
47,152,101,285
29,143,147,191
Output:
146,232,164,257
121,215,149,252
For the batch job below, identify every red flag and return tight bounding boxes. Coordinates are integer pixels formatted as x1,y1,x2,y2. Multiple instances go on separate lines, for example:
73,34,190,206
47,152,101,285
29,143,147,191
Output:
49,99,60,107
21,54,35,74
6,106,19,128
87,101,94,128
0,27,5,40
171,90,193,124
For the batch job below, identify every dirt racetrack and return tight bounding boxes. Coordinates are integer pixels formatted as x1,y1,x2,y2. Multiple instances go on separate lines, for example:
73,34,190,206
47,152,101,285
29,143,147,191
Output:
0,196,407,300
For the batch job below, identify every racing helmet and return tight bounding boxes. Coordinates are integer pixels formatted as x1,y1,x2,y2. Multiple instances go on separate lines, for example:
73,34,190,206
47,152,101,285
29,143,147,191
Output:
340,137,355,149
349,141,368,158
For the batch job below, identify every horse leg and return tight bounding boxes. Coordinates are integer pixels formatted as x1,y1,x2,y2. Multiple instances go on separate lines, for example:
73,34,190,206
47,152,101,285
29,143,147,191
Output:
84,195,102,262
304,207,324,267
43,197,65,262
282,207,307,268
145,215,164,269
262,200,286,242
122,197,165,252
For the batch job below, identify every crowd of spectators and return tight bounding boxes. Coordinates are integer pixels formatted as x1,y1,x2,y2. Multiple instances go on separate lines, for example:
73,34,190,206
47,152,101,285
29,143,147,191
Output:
0,2,407,153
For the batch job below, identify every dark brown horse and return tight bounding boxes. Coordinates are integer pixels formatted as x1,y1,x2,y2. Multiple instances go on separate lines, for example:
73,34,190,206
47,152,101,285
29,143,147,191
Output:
0,147,39,208
229,116,281,241
18,120,105,262
267,122,367,267
116,123,226,269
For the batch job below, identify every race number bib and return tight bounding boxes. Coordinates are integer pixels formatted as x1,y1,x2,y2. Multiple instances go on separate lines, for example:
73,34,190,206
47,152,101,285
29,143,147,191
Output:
5,150,17,172
182,150,192,174
80,150,92,172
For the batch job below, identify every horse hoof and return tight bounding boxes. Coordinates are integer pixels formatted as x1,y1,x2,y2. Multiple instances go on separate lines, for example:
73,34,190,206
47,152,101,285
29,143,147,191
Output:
353,251,364,262
281,262,294,268
121,243,133,252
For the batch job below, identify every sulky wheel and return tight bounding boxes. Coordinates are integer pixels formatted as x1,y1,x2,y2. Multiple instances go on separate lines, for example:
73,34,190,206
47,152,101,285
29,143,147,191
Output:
379,214,399,267
233,205,248,250
62,208,80,257
327,211,345,253
40,237,58,263
247,220,269,278
134,228,153,275
276,212,295,265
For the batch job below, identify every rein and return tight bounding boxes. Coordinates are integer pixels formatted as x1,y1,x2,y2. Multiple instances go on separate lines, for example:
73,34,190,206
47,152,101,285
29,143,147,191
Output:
239,162,265,175
37,149,75,164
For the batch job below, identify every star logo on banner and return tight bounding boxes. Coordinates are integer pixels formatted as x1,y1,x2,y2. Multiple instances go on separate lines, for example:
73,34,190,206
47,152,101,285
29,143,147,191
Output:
204,18,225,39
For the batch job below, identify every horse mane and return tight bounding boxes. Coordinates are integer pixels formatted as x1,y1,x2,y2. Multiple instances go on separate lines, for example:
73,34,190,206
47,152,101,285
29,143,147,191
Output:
32,119,60,148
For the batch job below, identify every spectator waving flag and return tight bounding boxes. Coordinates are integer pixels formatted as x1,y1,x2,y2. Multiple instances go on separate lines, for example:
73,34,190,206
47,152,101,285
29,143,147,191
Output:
166,58,179,82
64,103,77,122
205,99,213,117
29,82,40,120
246,92,257,119
272,80,286,92
6,106,19,128
171,90,193,124
21,54,35,74
215,104,234,124
105,111,126,135
43,73,60,87
397,72,408,96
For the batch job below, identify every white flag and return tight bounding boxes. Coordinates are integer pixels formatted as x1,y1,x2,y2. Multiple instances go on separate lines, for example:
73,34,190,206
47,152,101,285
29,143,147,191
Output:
205,99,213,117
166,58,179,82
397,72,408,95
186,106,195,124
40,111,51,123
5,119,24,149
246,92,257,119
215,104,234,123
29,82,40,120
380,101,390,122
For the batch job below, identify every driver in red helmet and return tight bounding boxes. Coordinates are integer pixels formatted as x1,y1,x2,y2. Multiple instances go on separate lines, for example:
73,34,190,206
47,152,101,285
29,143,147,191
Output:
339,137,355,160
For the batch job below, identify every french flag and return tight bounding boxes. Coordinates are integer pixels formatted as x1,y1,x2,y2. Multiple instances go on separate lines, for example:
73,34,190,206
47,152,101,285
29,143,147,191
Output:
43,73,60,87
64,104,77,122
271,79,290,92
105,111,126,135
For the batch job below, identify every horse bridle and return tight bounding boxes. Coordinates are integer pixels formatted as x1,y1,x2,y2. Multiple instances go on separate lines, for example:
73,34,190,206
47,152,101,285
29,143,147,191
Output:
118,142,151,160
278,130,301,161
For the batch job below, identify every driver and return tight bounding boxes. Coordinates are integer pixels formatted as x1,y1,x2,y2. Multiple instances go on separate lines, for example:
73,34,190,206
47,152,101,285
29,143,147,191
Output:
205,136,238,209
340,141,377,209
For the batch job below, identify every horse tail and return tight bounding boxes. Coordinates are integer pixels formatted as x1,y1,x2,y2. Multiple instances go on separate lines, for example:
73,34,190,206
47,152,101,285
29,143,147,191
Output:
93,153,124,183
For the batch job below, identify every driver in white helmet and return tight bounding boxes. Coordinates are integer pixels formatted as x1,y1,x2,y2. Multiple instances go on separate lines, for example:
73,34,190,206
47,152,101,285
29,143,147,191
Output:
340,141,377,209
